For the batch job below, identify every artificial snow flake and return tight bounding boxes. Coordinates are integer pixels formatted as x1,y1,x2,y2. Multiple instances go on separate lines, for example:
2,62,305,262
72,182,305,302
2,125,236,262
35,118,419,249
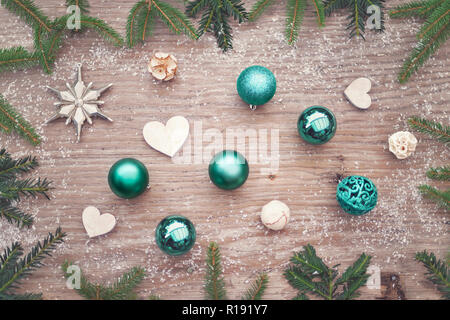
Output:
45,63,113,142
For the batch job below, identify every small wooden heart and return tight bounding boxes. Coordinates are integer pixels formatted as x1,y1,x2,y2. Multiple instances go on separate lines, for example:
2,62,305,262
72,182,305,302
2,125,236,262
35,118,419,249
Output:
82,206,116,238
344,77,372,109
143,116,189,157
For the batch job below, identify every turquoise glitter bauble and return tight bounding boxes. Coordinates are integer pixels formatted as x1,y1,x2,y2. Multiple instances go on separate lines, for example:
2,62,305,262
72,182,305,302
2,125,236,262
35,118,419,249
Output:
297,106,337,145
209,150,249,190
336,175,378,216
108,158,149,199
236,66,276,107
155,215,196,256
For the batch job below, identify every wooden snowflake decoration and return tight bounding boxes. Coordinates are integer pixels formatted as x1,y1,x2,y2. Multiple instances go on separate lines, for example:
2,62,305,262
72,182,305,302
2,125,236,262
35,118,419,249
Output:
45,63,113,142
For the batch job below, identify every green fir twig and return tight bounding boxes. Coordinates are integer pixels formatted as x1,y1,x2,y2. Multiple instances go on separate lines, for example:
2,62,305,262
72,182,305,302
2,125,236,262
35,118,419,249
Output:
204,242,269,300
241,273,268,300
284,244,371,300
390,0,450,83
408,116,450,146
0,228,66,299
415,250,450,299
418,185,450,210
426,166,450,181
0,94,40,145
62,261,146,300
204,242,227,300
0,148,51,227
127,0,197,48
186,0,247,51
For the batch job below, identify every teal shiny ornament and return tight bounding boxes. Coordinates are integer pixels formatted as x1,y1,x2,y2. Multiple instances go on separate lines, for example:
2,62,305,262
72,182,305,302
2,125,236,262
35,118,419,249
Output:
209,150,249,190
155,215,196,256
237,65,276,109
336,175,378,216
297,106,337,145
108,158,149,199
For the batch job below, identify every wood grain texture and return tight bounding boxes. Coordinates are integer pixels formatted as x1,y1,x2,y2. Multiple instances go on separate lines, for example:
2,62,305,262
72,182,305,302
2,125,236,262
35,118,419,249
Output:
0,0,448,300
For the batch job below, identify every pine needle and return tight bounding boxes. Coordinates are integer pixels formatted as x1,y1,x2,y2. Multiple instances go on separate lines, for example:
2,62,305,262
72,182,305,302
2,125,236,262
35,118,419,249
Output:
241,273,268,300
418,185,450,210
65,0,90,14
0,47,38,73
408,116,450,146
80,15,124,47
391,0,450,83
0,0,52,32
0,228,66,298
248,0,275,21
286,0,307,45
426,166,450,181
0,149,51,227
186,0,247,51
0,94,41,145
284,244,371,300
62,261,146,300
204,242,227,300
415,250,450,299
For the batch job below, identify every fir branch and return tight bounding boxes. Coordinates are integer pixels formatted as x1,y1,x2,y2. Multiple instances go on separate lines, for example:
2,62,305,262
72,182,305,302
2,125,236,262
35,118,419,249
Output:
241,273,268,300
126,0,151,47
0,228,65,298
0,94,41,145
0,202,34,227
286,0,307,45
0,177,51,200
152,0,198,39
389,0,445,19
408,116,450,145
0,0,52,32
79,15,124,47
0,154,38,179
427,166,450,181
248,0,276,21
62,261,146,300
390,0,450,83
65,0,90,14
186,0,247,51
324,0,385,39
0,47,38,73
415,250,450,299
418,185,450,209
284,244,371,300
204,242,227,300
0,242,23,275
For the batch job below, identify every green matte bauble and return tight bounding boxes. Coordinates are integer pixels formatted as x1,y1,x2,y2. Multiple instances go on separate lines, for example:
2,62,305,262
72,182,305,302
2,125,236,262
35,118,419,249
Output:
155,215,196,256
237,65,276,107
336,175,378,216
209,150,249,190
108,158,149,199
297,106,337,145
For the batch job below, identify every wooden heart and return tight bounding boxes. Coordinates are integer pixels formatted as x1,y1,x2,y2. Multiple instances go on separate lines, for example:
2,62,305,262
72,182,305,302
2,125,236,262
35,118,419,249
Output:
344,77,372,109
82,206,116,238
143,116,189,157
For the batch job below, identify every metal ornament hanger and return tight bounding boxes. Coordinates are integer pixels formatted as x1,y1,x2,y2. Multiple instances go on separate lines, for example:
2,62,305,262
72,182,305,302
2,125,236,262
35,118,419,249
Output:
45,63,113,142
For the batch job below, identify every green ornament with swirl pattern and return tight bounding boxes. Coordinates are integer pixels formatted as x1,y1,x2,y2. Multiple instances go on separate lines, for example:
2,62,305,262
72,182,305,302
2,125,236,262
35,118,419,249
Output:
336,175,378,215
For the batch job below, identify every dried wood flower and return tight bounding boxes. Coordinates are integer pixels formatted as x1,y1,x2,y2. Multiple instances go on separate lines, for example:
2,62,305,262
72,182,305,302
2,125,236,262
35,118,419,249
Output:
388,131,418,159
148,52,177,81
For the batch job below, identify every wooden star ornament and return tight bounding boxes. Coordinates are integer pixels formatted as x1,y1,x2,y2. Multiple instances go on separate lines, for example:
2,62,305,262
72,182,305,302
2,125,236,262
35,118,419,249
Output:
45,63,113,142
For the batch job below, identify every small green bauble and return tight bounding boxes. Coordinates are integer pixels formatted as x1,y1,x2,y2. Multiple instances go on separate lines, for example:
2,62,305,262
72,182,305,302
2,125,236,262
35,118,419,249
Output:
155,215,196,256
237,65,276,108
297,106,337,145
108,158,149,199
336,175,378,216
209,150,249,190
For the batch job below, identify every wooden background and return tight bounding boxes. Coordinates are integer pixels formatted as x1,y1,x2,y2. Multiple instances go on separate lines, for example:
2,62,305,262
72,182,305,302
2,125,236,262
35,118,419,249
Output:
0,0,448,300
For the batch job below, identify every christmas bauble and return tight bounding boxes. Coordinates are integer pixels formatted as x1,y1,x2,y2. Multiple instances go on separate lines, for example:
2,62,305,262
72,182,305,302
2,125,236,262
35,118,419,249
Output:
297,106,337,145
155,215,196,256
108,158,149,199
336,175,378,216
209,150,249,190
237,65,276,108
